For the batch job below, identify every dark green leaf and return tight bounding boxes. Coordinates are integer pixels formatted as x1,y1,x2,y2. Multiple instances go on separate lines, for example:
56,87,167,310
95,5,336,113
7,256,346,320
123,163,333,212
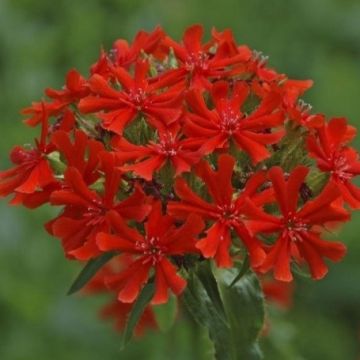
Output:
196,262,228,324
67,252,116,295
183,268,265,360
121,282,155,349
229,255,250,288
221,270,265,360
182,272,231,360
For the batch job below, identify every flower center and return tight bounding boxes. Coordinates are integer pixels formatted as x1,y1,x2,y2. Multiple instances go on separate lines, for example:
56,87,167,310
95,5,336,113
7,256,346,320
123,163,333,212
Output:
216,203,239,225
157,135,178,157
284,214,309,242
83,199,107,226
135,236,167,265
10,146,39,165
128,88,147,110
185,51,209,72
219,108,241,135
332,154,353,181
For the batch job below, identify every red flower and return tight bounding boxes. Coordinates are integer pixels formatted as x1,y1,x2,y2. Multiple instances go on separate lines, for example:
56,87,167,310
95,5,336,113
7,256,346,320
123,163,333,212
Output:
0,147,54,196
45,69,89,106
211,27,252,59
112,128,203,181
78,59,183,135
185,81,285,164
85,255,158,336
112,26,165,68
168,154,270,268
243,166,349,281
0,105,56,200
49,153,151,260
90,49,112,79
96,201,204,304
21,100,64,127
51,129,105,184
307,117,360,208
162,25,251,90
280,80,324,128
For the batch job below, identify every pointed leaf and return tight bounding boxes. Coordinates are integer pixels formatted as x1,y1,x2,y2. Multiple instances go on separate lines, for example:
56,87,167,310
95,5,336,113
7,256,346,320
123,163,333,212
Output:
182,268,265,360
182,271,231,360
67,252,116,295
229,255,250,288
220,270,265,359
121,282,155,349
196,262,228,323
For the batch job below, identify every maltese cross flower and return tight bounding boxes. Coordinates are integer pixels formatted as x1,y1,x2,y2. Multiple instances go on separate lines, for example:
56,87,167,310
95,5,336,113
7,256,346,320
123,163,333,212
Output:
0,105,55,201
185,81,285,164
111,26,165,69
112,129,203,181
78,59,183,135
162,25,251,90
307,117,360,208
169,154,271,268
45,68,89,106
96,201,204,304
243,166,350,281
49,153,151,260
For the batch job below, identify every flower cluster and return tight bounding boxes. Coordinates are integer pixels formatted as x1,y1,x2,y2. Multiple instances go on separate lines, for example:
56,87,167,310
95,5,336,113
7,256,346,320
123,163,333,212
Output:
1,25,359,339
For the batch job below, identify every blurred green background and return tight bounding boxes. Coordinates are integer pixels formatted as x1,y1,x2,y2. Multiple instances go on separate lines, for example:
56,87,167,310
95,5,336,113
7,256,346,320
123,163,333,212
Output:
1,0,360,359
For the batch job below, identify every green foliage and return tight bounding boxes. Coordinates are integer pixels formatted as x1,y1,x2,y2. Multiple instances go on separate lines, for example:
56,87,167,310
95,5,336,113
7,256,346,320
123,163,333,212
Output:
220,271,265,360
121,283,155,349
67,252,116,295
182,264,265,360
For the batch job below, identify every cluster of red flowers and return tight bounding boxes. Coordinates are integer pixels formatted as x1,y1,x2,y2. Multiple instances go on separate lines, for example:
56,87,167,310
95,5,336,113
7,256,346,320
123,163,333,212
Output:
1,25,359,337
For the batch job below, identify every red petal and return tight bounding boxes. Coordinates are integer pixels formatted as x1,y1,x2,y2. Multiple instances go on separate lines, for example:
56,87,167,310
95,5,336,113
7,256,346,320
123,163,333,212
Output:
233,133,271,164
268,167,288,215
89,74,120,98
145,201,174,239
286,166,309,213
116,184,151,221
106,210,144,243
78,97,122,113
233,223,266,267
96,232,137,253
153,258,186,304
64,167,99,203
165,214,204,254
125,155,165,181
195,154,235,205
183,24,203,53
117,259,152,303
196,222,232,267
100,107,137,135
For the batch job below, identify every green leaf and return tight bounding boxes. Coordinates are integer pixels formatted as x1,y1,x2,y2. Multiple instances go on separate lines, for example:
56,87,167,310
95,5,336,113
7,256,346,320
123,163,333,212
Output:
153,294,178,332
307,170,329,195
221,270,265,360
121,283,155,349
196,262,228,324
182,269,265,360
182,272,231,360
67,252,116,295
229,255,250,288
47,151,67,174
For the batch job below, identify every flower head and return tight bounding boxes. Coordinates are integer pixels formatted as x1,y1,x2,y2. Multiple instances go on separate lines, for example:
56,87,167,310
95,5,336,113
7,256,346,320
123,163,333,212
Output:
244,166,349,281
97,201,204,304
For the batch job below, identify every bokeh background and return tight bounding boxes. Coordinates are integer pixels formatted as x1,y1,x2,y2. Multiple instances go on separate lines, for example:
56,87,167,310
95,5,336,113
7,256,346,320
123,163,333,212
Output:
1,0,360,359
